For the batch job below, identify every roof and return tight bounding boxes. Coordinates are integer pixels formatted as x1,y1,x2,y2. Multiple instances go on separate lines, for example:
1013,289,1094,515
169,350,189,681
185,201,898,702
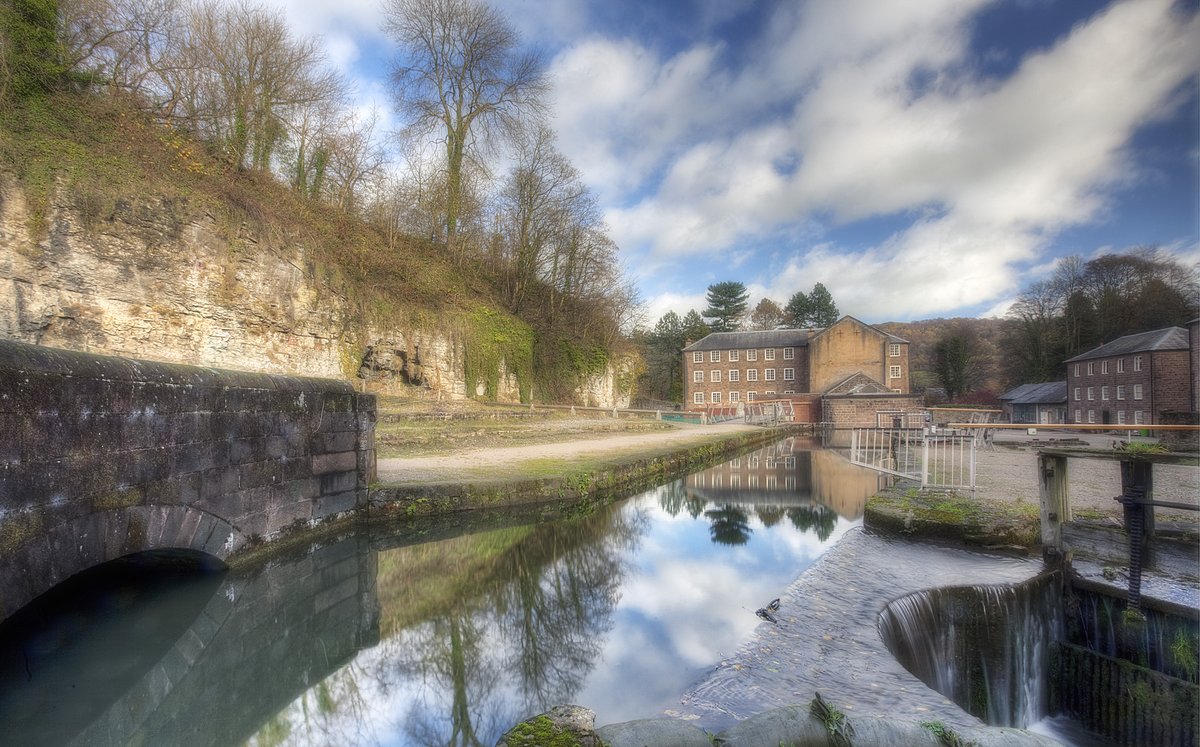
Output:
999,381,1067,405
682,316,908,352
683,329,816,352
1064,327,1189,363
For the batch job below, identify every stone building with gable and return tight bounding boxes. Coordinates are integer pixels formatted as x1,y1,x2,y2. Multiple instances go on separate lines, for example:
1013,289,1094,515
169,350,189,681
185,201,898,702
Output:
682,316,922,425
1064,326,1191,427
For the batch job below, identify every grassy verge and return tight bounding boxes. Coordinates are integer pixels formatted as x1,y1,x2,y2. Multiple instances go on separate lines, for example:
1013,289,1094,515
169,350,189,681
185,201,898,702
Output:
864,484,1041,550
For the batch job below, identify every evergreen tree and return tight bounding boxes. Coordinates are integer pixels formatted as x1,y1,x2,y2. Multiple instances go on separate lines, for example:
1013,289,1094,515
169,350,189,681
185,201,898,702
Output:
783,290,812,327
681,309,710,342
702,281,749,332
808,283,840,327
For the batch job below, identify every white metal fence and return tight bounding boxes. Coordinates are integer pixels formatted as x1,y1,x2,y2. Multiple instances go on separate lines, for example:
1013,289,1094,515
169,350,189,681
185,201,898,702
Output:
849,427,977,493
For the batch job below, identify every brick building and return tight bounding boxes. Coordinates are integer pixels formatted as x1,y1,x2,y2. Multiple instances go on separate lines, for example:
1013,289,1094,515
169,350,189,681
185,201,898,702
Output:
1064,326,1191,426
682,316,921,425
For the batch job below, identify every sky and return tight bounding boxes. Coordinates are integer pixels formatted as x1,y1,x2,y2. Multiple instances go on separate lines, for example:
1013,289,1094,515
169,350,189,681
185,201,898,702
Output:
261,0,1199,326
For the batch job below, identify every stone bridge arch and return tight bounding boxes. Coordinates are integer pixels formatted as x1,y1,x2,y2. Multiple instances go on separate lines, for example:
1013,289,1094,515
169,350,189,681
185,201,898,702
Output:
0,339,376,622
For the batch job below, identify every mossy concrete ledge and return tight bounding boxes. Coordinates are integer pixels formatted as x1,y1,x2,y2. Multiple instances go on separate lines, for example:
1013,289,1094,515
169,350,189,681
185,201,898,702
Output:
863,484,1041,550
368,428,792,517
499,703,1060,747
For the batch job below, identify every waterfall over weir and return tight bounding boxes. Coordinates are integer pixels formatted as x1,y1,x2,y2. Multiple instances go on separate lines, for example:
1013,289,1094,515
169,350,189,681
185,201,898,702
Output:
878,573,1063,729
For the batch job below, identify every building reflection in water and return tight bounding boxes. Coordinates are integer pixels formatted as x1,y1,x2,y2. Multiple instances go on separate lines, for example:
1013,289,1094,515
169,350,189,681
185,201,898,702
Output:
683,436,887,522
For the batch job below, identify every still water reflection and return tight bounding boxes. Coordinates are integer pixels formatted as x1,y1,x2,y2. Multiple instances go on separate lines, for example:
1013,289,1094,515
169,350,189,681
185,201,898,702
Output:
0,437,885,746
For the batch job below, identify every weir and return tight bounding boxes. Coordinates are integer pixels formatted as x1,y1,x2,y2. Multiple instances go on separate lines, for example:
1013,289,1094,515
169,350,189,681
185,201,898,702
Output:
878,573,1064,728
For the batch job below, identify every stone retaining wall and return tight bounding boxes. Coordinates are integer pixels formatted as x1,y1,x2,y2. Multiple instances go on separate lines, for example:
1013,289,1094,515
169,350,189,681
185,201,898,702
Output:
0,339,376,622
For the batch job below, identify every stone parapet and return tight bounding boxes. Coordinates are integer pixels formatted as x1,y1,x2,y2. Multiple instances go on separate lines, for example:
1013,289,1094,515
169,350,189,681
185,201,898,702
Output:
0,339,375,623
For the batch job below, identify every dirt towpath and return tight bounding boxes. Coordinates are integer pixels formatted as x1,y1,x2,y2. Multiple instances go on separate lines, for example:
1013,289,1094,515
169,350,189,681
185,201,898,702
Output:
375,421,764,484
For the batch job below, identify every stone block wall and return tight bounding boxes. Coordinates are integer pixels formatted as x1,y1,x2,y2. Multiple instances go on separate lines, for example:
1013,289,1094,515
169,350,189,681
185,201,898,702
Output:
0,339,376,622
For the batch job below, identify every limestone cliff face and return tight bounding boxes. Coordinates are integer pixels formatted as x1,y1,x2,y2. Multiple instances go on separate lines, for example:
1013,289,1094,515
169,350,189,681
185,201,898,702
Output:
0,177,631,407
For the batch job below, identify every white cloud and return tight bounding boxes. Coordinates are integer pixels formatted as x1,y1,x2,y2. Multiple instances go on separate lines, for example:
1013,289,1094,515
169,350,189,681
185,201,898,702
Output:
562,0,1198,321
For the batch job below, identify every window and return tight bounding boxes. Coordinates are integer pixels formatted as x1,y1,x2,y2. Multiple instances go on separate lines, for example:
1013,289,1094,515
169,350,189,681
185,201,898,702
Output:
889,343,902,357
889,365,902,379
710,350,721,363
711,370,721,383
1101,361,1109,374
1101,386,1109,401
729,350,739,362
693,392,704,404
1134,410,1144,425
693,351,703,363
765,390,776,397
783,347,795,360
765,368,776,381
711,392,721,403
1074,387,1081,401
1087,362,1094,375
1117,385,1125,400
746,350,758,361
729,369,740,382
1074,364,1080,377
747,369,758,382
1074,409,1081,423
747,392,757,401
1087,387,1094,401
1087,410,1095,424
783,368,795,381
765,349,776,361
694,370,704,383
1117,410,1126,424
729,391,740,402
1117,359,1125,373
1133,384,1143,400
1134,356,1142,371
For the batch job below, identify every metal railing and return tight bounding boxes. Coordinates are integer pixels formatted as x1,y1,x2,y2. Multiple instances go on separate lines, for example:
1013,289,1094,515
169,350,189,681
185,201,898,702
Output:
849,427,977,493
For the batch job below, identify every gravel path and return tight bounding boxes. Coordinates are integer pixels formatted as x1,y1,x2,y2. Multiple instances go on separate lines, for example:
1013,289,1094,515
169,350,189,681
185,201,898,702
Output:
977,431,1199,519
375,421,763,483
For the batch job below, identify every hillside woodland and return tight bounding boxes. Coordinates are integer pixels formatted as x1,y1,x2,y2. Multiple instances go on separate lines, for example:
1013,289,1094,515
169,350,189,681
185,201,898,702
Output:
0,0,638,404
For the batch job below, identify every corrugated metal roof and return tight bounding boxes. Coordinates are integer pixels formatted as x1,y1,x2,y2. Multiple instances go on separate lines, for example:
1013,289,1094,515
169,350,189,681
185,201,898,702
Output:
1064,327,1189,363
1000,381,1067,404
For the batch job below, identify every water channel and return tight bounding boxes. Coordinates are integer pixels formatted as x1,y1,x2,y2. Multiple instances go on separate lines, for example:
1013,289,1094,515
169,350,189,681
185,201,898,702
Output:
0,436,892,745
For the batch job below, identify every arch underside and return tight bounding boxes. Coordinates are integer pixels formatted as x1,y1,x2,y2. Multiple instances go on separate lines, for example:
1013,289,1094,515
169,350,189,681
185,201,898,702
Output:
0,505,240,622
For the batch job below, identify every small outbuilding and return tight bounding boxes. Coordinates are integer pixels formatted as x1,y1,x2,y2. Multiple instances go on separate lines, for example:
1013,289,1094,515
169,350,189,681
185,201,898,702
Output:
999,382,1068,424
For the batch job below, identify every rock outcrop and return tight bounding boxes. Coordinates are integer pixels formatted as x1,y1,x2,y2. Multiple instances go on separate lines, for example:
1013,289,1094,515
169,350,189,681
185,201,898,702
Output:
0,176,631,407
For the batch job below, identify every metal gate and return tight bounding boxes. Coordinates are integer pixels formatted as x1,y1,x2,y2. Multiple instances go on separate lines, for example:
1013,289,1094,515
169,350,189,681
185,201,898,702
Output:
849,427,977,493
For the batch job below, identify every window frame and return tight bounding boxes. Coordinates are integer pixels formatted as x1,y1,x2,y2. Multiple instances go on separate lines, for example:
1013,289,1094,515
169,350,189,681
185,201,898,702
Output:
765,349,776,361
728,369,740,382
746,369,759,382
765,368,776,381
888,343,901,357
783,347,795,360
710,350,721,363
693,370,704,383
693,351,703,363
889,365,902,379
729,350,740,362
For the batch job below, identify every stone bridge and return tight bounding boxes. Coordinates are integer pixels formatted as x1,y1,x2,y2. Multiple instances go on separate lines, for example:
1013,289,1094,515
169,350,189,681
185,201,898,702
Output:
0,339,376,622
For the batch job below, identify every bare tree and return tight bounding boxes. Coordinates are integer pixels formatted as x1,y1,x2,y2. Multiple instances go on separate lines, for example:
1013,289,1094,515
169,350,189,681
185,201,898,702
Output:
749,298,784,330
384,0,547,263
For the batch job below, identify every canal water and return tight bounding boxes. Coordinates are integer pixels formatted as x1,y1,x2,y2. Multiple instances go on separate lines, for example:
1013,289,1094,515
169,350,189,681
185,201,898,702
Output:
0,437,885,746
